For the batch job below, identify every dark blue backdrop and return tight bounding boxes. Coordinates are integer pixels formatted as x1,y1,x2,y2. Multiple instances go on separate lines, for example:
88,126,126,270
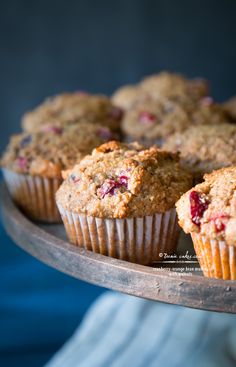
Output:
1,1,236,366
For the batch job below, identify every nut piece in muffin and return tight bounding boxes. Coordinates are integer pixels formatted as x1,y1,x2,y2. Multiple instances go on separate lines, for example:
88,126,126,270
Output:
22,92,123,134
139,71,209,102
121,96,227,146
163,123,236,182
56,141,192,264
176,167,236,279
1,122,115,222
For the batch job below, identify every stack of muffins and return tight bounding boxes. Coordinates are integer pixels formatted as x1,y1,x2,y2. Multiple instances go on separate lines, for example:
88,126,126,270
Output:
2,71,236,280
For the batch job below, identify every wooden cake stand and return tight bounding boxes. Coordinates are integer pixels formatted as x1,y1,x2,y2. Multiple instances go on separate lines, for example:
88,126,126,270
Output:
1,184,235,314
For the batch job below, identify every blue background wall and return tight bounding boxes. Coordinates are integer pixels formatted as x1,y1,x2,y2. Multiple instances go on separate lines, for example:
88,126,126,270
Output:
1,0,236,366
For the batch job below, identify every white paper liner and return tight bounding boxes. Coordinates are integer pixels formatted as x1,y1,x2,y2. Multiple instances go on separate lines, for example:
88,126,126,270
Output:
191,233,236,280
57,205,179,264
2,168,62,222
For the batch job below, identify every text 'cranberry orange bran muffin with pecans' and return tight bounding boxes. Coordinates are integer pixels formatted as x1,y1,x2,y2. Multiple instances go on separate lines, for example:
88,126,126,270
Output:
121,96,228,146
22,92,123,134
176,166,236,280
163,123,236,183
56,141,192,264
1,123,115,222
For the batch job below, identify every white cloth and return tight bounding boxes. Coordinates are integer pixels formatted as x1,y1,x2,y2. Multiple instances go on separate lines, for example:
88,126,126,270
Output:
45,292,236,367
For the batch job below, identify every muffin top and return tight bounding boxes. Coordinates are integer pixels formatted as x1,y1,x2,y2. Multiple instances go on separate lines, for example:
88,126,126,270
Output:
121,97,227,142
139,71,209,101
223,95,236,121
56,141,192,218
176,166,236,246
163,124,236,180
111,85,140,110
22,92,123,133
1,123,115,179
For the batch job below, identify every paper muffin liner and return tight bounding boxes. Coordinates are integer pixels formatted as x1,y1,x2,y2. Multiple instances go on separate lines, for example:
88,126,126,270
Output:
191,233,236,280
2,168,62,223
57,205,179,265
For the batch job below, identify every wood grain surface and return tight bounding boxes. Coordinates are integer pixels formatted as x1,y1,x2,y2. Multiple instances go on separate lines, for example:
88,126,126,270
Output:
1,184,235,313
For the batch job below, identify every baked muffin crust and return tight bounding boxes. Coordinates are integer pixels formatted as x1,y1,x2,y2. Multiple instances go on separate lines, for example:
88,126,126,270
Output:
122,97,227,143
56,141,192,218
176,166,236,246
22,92,123,133
163,124,236,180
1,123,115,179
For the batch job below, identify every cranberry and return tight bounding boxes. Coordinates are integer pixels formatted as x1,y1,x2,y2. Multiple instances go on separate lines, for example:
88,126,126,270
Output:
201,96,214,106
118,175,128,188
44,126,63,135
108,107,123,120
17,157,28,171
98,179,118,198
189,191,209,226
210,214,229,233
139,111,156,125
97,127,114,140
20,135,32,148
98,175,129,198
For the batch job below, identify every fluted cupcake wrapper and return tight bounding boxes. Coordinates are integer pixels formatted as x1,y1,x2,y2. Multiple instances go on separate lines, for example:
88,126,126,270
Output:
57,205,179,265
191,233,236,280
2,168,62,223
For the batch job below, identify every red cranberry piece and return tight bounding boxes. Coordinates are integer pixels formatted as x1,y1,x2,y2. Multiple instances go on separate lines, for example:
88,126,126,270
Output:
43,126,63,135
98,179,118,198
139,111,156,125
210,214,229,233
97,127,114,140
17,157,28,171
76,91,89,96
118,175,128,188
200,96,214,106
189,191,209,226
108,107,123,120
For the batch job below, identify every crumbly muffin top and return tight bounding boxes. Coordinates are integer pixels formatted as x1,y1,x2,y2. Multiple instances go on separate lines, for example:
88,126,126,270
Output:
22,92,123,133
223,96,236,121
111,85,140,110
56,141,192,218
1,123,116,179
163,124,236,180
139,71,209,101
176,166,236,246
121,97,227,142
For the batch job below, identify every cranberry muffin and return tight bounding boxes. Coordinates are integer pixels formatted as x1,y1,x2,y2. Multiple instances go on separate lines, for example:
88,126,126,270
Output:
176,167,236,280
22,92,123,134
121,96,227,146
1,123,115,222
163,123,236,182
56,141,192,264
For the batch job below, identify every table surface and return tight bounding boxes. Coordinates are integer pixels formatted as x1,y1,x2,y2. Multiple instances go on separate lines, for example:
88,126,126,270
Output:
1,184,236,314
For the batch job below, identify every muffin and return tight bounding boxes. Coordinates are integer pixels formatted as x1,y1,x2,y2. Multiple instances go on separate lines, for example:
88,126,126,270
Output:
176,167,236,280
139,71,209,102
111,85,140,110
1,123,115,222
223,95,236,121
22,92,123,134
163,124,236,182
121,96,227,146
56,141,192,264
